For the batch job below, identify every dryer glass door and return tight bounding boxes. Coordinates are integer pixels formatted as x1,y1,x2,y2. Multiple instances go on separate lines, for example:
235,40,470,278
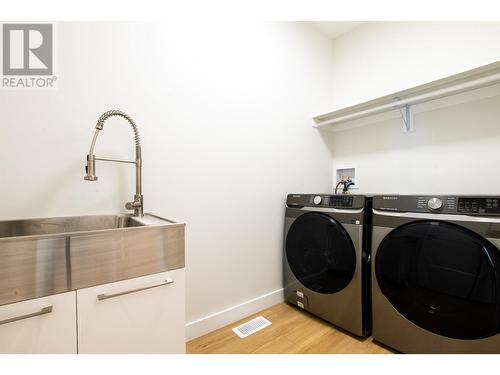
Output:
376,220,500,340
286,212,356,294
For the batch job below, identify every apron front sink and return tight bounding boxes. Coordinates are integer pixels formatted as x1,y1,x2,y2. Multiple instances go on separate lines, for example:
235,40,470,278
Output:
0,213,185,306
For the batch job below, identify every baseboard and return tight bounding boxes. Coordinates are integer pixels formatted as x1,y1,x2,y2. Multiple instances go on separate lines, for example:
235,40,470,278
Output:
185,288,284,341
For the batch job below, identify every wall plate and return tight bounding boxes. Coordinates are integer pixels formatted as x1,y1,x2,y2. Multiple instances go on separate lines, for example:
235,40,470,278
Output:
335,166,359,190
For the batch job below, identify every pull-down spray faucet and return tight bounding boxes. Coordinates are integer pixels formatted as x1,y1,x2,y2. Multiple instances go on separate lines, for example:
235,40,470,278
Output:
84,110,144,217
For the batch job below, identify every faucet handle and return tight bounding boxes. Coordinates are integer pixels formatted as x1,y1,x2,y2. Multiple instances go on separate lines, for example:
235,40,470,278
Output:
125,194,143,216
125,200,142,210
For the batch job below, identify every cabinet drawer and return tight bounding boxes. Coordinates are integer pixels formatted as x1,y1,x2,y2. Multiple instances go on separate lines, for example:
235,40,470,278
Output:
0,292,77,354
77,268,185,353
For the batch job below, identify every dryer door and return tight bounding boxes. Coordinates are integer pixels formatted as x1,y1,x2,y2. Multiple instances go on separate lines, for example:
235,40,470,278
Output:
285,212,356,294
375,220,500,340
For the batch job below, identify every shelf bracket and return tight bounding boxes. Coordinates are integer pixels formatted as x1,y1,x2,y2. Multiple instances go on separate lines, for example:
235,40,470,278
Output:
393,97,413,132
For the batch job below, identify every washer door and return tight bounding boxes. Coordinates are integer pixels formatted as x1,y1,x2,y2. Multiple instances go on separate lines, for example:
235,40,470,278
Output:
376,220,500,340
286,212,356,294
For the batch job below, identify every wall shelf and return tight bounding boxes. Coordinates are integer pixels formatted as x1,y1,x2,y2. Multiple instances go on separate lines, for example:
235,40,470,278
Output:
313,60,500,132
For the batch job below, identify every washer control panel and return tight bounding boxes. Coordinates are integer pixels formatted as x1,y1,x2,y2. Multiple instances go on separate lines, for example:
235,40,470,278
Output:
308,194,354,207
308,194,354,208
286,194,365,209
329,195,354,207
374,195,500,216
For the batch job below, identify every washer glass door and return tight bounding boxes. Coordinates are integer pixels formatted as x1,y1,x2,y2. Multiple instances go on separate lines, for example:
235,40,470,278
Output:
376,220,500,340
286,212,356,294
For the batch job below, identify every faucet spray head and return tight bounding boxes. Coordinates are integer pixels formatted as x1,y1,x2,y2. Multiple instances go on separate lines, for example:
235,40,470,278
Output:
84,154,98,181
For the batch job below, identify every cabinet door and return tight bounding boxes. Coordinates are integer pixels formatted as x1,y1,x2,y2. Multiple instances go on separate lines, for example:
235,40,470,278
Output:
0,292,77,354
77,269,185,353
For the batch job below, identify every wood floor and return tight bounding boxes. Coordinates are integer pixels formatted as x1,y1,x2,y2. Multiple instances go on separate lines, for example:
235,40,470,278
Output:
187,303,395,354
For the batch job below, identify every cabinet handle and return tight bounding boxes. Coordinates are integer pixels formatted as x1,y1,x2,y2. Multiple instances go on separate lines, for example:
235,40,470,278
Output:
0,306,53,325
97,278,174,301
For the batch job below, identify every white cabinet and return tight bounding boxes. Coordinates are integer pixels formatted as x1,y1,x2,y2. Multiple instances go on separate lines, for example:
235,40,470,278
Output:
0,269,185,354
0,291,77,354
77,269,185,354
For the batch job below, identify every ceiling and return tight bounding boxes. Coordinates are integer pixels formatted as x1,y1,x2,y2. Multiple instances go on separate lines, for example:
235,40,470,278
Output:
309,21,363,40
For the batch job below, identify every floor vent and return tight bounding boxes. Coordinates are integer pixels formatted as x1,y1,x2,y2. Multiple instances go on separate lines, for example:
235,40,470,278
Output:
232,316,272,338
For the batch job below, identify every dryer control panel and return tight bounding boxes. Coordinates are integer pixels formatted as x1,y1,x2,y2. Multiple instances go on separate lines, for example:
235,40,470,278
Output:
458,197,500,214
286,194,367,209
374,195,500,216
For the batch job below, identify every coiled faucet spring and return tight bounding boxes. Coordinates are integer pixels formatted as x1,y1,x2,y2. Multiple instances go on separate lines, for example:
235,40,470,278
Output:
96,110,141,147
84,110,144,217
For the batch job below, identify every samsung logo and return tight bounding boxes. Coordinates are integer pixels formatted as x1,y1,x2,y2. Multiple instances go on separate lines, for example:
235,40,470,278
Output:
382,196,398,200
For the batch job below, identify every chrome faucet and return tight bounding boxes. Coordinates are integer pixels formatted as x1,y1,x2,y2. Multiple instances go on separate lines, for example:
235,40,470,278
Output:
84,110,144,217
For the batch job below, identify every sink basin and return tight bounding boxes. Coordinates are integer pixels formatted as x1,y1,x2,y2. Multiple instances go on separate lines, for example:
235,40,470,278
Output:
0,214,147,239
0,213,185,306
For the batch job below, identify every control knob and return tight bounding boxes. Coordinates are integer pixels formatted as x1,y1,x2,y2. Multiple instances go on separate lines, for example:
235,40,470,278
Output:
427,197,443,211
313,196,322,205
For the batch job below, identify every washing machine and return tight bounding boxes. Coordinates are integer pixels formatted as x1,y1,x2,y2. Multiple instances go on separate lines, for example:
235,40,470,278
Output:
283,194,372,337
372,195,500,353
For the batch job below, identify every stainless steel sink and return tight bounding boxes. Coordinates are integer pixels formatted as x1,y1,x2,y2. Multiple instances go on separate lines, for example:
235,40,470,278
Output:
0,213,185,306
0,214,147,239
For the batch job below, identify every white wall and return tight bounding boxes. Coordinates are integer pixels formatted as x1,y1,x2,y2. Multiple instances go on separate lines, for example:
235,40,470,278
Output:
0,22,335,329
328,22,500,112
324,22,500,195
328,90,500,194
